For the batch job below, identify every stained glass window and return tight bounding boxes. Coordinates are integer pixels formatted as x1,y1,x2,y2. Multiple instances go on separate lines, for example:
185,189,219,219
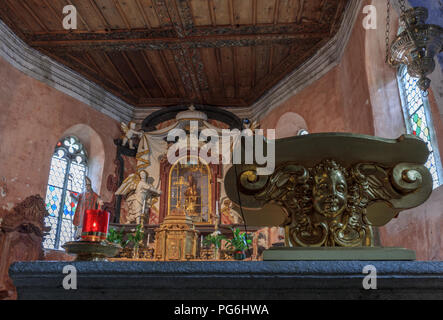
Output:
397,66,442,189
43,136,88,249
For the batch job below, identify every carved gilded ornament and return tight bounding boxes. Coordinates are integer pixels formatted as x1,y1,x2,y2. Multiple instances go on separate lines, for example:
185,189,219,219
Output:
225,134,433,248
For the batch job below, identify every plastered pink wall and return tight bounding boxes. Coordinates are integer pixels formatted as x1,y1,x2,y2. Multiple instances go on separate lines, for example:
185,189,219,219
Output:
363,0,443,260
0,56,121,212
260,2,443,260
260,12,374,136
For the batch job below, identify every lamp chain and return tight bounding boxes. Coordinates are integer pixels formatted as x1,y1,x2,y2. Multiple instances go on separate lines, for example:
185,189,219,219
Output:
399,0,407,13
385,0,391,63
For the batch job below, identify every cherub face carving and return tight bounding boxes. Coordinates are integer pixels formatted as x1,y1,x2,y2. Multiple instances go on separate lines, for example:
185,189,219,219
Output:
313,169,347,218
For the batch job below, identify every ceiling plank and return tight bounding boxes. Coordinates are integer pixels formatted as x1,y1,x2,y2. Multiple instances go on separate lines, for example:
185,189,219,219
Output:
19,1,49,32
49,0,89,31
296,0,305,23
67,52,101,75
138,0,162,28
140,51,168,97
135,0,152,28
278,0,299,24
88,51,126,84
121,52,152,98
65,0,92,31
228,0,234,26
68,0,105,30
247,37,327,104
251,46,256,88
219,47,235,98
88,0,111,29
190,0,212,26
0,1,33,35
42,50,136,103
214,48,226,94
103,52,135,95
268,45,274,74
236,46,252,98
232,47,238,98
272,0,280,24
252,0,257,25
211,0,230,26
233,0,253,25
207,0,217,27
330,0,346,34
112,0,132,29
256,0,275,25
160,50,187,98
254,45,269,85
41,0,64,30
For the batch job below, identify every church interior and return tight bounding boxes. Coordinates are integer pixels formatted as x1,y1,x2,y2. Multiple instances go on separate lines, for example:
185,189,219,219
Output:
0,0,442,300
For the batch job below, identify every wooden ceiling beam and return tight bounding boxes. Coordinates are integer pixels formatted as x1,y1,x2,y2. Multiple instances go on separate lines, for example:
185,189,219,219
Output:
137,96,247,107
26,22,329,40
163,0,208,102
28,31,328,51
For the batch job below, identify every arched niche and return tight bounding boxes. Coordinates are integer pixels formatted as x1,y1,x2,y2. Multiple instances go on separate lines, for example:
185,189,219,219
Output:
61,124,105,194
275,112,308,139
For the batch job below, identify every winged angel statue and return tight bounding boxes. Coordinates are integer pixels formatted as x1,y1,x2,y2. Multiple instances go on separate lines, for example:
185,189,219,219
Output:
120,121,143,149
115,170,161,224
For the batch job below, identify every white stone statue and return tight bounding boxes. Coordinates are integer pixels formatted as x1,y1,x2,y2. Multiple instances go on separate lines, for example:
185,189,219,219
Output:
120,121,143,149
115,170,161,224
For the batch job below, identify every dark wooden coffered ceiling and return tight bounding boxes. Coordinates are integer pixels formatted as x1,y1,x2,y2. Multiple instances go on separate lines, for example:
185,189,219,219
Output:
0,0,348,108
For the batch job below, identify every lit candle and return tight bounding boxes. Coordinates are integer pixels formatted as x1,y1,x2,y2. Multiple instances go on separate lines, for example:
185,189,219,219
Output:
216,201,219,217
201,235,203,247
81,209,110,242
147,233,150,245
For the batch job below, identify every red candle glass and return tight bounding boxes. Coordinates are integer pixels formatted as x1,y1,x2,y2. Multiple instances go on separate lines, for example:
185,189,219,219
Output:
81,209,110,242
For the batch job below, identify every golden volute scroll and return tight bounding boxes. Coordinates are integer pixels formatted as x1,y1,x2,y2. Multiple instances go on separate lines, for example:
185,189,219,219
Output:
224,133,433,248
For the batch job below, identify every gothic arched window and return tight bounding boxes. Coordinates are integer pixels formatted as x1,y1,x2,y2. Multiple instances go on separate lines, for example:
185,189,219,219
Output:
397,66,443,189
43,136,88,249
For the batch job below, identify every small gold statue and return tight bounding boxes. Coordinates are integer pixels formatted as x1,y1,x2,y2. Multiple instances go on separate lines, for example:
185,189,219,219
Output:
184,175,199,216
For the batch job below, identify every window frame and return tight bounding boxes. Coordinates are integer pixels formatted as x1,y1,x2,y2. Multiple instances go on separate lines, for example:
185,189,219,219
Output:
397,65,443,189
43,136,88,250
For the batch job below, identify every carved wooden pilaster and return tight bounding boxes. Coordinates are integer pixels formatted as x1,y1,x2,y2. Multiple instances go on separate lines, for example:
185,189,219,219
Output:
0,195,49,300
